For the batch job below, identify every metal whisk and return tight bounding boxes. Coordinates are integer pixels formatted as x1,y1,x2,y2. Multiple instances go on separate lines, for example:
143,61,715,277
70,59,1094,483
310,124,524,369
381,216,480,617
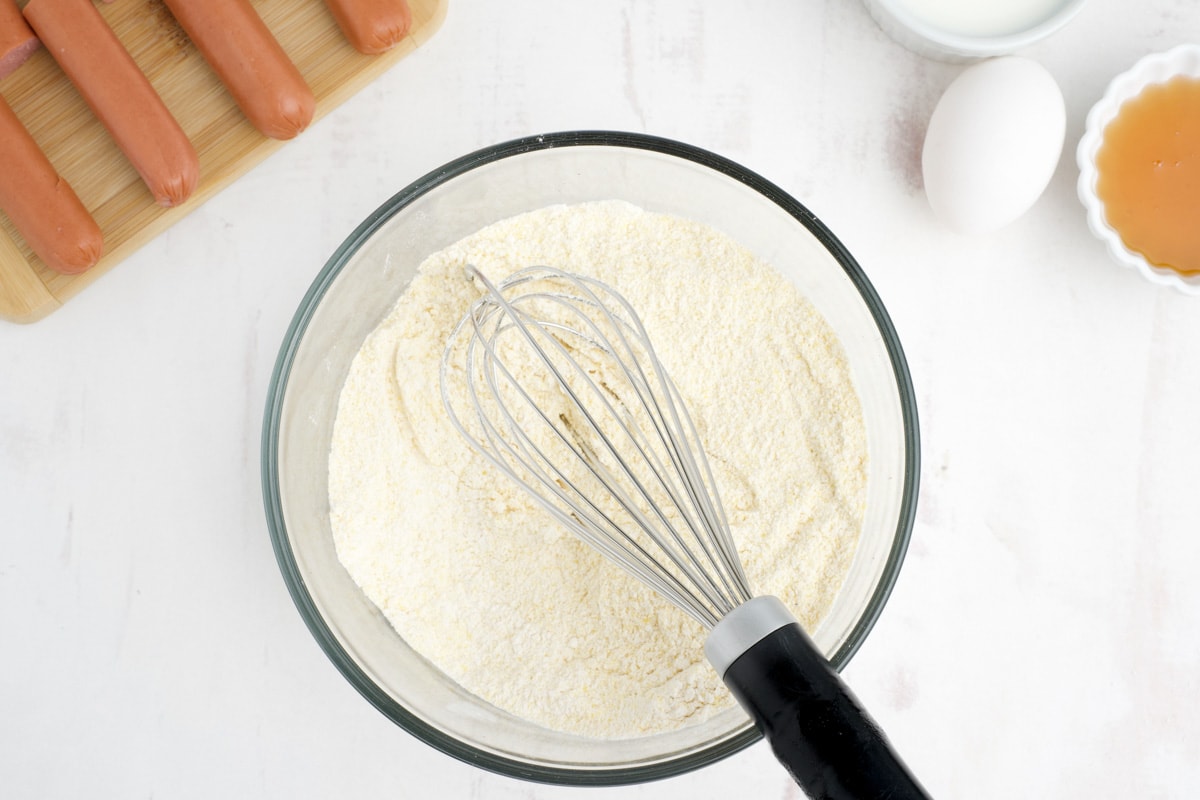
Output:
441,266,930,800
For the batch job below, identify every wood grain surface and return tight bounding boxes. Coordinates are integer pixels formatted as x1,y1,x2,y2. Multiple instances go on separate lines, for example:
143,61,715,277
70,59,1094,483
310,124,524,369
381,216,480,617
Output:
0,0,446,323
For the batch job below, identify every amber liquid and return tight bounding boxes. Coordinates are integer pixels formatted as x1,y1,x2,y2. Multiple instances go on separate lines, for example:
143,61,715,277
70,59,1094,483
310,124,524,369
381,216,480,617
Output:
1095,75,1200,275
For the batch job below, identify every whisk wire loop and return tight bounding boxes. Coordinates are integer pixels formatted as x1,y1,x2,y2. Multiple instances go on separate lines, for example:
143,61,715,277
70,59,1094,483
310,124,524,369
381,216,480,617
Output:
505,293,744,613
441,266,753,628
468,310,717,620
469,282,735,624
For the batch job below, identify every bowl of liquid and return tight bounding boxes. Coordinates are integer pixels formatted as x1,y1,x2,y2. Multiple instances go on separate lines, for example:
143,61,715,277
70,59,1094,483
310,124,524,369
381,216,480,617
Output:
863,0,1087,61
1077,44,1200,294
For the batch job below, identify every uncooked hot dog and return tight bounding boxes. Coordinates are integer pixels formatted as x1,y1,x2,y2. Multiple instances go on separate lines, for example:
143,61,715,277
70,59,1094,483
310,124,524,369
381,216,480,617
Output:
324,0,412,55
161,0,315,140
0,95,103,275
23,0,199,208
0,0,38,80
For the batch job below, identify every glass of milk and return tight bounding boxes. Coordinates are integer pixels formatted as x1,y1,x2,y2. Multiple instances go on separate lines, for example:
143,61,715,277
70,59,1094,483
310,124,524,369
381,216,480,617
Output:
863,0,1087,61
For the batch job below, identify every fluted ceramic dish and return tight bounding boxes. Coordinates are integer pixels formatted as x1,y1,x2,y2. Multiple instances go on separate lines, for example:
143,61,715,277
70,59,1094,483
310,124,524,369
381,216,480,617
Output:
1077,43,1200,295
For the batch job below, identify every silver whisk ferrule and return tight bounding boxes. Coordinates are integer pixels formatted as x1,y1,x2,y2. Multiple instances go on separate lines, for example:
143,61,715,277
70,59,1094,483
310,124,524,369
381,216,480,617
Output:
440,265,753,629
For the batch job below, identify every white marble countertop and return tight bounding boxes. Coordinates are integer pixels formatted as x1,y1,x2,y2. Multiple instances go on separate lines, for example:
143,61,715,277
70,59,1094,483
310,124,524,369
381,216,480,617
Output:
2,1,1198,797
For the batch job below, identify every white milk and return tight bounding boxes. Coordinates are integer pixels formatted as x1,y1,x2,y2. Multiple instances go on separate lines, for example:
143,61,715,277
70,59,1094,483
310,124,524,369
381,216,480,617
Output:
894,0,1070,37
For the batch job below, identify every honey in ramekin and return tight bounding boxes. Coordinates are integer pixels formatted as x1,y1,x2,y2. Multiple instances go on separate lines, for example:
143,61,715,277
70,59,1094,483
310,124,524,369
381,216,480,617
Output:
1095,75,1200,275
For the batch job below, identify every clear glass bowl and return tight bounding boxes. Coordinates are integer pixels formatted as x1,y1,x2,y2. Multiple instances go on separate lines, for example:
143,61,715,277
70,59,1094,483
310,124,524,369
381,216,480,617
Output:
261,131,920,785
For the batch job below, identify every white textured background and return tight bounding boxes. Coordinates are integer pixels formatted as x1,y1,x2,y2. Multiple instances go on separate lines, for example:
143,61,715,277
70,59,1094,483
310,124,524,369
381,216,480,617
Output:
2,1,1199,797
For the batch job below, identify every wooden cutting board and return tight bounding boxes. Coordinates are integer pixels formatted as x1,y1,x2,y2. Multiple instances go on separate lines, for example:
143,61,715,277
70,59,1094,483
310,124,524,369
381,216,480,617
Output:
0,0,447,324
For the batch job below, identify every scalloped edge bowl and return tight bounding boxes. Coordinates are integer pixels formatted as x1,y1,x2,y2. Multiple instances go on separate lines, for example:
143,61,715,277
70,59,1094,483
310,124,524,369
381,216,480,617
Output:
1077,43,1200,295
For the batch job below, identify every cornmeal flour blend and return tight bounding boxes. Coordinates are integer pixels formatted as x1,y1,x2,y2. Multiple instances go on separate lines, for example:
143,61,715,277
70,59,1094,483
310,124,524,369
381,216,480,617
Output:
328,201,867,738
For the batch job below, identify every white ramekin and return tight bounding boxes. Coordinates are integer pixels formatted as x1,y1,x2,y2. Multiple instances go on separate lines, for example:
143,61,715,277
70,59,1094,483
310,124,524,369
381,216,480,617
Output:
1077,43,1200,295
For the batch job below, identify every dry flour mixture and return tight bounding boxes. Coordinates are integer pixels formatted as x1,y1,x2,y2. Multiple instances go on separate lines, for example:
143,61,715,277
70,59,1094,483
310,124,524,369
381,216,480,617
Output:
328,201,867,739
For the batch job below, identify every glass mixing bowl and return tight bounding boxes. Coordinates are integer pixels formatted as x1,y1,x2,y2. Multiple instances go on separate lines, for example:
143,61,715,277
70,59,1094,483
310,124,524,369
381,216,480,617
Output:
261,131,920,785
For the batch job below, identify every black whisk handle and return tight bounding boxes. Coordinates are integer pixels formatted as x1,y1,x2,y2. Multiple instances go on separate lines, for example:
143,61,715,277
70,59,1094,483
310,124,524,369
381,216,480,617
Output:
721,622,930,800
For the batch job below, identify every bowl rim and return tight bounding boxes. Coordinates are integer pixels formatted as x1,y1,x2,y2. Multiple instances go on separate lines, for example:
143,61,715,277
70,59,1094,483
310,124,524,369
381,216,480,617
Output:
1076,43,1200,294
260,130,922,785
866,0,1087,59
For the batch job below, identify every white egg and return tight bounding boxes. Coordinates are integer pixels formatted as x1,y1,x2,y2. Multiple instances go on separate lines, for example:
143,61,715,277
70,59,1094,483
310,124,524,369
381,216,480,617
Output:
922,56,1066,234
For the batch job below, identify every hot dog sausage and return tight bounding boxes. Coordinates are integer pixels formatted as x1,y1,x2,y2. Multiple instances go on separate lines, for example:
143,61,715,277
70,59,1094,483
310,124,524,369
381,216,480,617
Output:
23,0,199,208
324,0,412,55
160,0,315,140
0,0,38,80
0,95,103,275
